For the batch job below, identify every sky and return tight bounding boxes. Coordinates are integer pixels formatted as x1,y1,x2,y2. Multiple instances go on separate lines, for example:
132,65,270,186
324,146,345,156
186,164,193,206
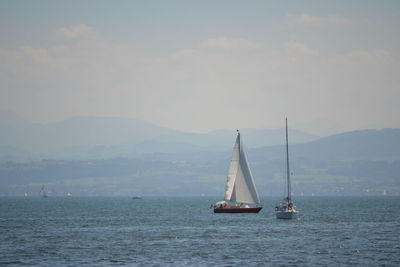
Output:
0,0,399,135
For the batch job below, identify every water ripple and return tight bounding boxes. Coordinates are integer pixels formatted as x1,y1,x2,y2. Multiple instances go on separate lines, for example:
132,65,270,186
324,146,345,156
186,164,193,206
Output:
0,196,399,266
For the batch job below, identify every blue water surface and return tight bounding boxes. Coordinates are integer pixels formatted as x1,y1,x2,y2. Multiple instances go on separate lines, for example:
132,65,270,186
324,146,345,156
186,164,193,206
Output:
0,196,399,266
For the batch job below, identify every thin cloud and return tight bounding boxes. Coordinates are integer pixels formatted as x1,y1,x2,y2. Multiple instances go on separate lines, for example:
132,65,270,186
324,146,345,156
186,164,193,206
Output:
284,41,319,56
325,49,394,65
199,37,262,50
54,24,98,41
287,14,353,26
1,25,399,132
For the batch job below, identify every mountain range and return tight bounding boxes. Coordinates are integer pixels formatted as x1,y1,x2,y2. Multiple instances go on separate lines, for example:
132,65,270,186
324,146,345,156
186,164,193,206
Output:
1,109,399,196
252,128,400,161
0,109,317,160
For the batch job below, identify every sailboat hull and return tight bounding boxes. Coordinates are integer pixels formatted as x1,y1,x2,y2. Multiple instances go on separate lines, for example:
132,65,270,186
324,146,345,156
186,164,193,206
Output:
276,211,297,219
214,207,262,213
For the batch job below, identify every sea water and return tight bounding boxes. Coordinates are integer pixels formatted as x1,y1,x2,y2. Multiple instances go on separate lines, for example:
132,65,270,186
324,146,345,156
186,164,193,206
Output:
0,196,399,266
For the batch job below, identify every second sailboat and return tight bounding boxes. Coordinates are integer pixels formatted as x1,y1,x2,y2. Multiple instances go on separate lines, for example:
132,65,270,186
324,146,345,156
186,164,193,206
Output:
275,118,298,219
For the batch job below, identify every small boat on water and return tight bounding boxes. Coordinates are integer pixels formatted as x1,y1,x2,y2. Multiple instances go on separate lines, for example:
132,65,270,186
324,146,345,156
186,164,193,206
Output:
39,185,48,198
211,130,262,213
132,196,142,200
275,118,298,219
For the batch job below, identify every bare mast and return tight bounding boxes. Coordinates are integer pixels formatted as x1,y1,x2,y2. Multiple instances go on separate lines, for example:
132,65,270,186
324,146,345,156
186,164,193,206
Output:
285,117,291,203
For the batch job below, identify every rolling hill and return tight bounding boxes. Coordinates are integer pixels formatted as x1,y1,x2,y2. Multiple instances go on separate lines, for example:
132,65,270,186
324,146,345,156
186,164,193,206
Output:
0,109,318,159
1,127,399,196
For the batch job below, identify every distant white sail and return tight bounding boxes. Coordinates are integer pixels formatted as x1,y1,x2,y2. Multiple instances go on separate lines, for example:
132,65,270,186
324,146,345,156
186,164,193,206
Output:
224,133,260,204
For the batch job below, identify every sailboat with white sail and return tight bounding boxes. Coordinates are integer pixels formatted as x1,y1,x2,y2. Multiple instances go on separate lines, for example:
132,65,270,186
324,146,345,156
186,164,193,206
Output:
212,130,262,213
275,118,298,219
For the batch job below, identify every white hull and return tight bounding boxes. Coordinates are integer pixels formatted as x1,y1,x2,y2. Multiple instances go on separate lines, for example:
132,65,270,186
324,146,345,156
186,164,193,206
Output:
276,211,297,219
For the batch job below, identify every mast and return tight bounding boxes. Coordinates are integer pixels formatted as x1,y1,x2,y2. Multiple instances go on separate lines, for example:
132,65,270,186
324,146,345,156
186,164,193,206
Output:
285,117,291,203
237,129,240,152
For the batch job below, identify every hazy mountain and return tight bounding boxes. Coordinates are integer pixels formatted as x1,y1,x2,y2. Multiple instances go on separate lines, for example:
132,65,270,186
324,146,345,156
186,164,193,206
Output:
0,110,318,159
128,128,318,154
253,128,400,161
0,110,175,158
0,145,32,161
291,118,346,136
1,127,400,196
0,109,29,127
247,128,400,196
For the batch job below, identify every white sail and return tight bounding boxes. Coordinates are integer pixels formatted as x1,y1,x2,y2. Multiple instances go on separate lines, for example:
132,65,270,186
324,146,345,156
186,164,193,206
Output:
224,134,240,201
224,132,260,204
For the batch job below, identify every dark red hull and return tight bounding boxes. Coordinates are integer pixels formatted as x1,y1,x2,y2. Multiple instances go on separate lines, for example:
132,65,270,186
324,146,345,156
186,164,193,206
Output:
214,207,262,213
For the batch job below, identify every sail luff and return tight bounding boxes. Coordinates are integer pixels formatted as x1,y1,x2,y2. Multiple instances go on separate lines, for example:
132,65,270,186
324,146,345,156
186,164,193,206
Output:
224,133,240,201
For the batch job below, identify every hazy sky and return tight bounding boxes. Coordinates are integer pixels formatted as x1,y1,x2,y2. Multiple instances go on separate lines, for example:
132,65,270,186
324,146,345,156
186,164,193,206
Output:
0,0,399,134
